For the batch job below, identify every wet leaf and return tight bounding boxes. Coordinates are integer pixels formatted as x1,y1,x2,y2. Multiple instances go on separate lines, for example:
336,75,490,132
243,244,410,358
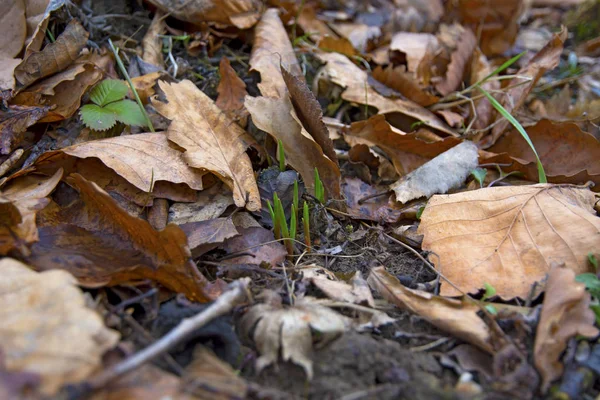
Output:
146,0,262,29
534,263,599,392
368,266,494,353
14,19,89,89
418,184,600,298
317,52,456,136
390,141,479,204
153,79,260,211
27,173,214,302
0,258,119,395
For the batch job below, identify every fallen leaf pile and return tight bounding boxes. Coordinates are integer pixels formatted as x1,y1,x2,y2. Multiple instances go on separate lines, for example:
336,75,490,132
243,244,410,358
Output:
1,0,600,397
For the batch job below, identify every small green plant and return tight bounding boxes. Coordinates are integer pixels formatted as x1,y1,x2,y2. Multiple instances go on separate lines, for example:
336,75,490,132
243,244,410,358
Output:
471,168,488,188
576,271,600,325
589,253,599,270
481,282,498,314
80,79,147,131
314,168,325,204
302,201,311,252
278,139,286,172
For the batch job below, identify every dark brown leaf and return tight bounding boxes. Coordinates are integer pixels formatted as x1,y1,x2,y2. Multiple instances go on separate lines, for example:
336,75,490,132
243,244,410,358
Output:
0,104,49,154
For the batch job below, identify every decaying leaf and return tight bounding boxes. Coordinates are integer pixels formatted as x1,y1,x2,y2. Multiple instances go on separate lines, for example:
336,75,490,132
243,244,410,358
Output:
418,184,600,298
153,80,260,211
14,19,89,90
390,141,479,204
372,65,439,107
316,51,456,136
485,27,567,146
347,114,461,175
216,57,249,124
469,48,499,131
301,265,375,307
534,263,599,392
146,0,262,29
245,9,341,200
0,1,26,58
221,226,287,267
0,258,119,395
281,66,338,165
390,32,440,73
485,120,600,187
342,177,402,223
0,104,49,154
169,182,234,225
368,266,494,353
434,26,476,96
27,173,214,302
142,11,165,67
239,291,348,379
58,132,205,192
0,168,62,255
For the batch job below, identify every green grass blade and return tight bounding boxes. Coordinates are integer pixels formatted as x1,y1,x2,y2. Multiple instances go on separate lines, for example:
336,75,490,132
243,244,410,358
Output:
274,194,289,239
476,85,547,183
478,52,525,86
278,139,286,172
267,200,280,239
303,201,311,252
290,204,297,240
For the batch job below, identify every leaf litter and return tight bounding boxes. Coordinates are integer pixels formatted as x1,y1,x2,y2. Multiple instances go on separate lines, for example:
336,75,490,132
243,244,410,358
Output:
1,0,600,399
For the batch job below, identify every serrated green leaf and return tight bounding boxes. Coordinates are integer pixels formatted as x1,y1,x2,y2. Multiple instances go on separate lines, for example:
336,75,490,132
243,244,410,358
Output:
105,100,147,127
80,104,117,131
90,79,129,106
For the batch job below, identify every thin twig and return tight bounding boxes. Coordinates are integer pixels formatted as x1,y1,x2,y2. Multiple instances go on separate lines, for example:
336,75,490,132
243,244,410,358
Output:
70,278,251,398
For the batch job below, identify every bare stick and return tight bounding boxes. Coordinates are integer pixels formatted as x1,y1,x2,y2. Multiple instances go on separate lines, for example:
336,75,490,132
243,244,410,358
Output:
75,278,250,396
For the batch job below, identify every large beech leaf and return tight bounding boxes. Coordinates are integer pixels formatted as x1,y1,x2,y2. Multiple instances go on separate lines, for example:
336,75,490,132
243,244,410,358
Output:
153,80,260,211
418,184,600,298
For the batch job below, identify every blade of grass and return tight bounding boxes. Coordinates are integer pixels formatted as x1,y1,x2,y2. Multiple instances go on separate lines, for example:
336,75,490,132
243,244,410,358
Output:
476,85,547,183
303,202,311,252
290,204,297,241
268,200,280,239
108,38,155,132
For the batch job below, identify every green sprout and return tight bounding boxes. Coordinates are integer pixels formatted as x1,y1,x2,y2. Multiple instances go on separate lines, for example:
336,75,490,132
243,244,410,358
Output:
80,79,147,131
269,180,312,255
303,201,311,252
471,168,488,188
278,139,286,172
314,168,325,204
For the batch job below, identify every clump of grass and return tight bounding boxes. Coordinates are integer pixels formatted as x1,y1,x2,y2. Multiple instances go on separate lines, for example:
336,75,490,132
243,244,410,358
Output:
268,180,304,256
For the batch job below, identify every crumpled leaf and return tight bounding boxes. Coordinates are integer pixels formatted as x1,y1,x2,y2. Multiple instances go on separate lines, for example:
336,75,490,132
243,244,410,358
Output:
534,263,599,392
57,132,205,192
342,177,402,223
153,79,260,211
216,57,248,124
26,173,214,302
484,120,600,188
368,266,494,354
434,25,476,96
316,51,455,136
14,19,89,90
245,9,341,200
239,291,347,379
418,184,600,298
221,226,287,267
0,168,62,255
0,104,49,154
301,265,375,307
169,182,234,225
146,0,262,29
484,27,567,147
372,65,439,107
390,141,479,204
347,114,461,175
0,258,119,395
181,217,239,258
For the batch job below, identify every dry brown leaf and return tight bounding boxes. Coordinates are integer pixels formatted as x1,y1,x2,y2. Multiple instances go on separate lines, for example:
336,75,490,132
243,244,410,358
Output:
452,0,525,56
142,10,165,67
130,72,162,105
23,0,52,56
342,177,402,223
534,263,599,392
368,266,494,353
14,19,89,90
316,52,456,136
372,65,439,107
147,0,262,29
221,226,287,267
469,48,499,131
0,104,49,154
484,120,600,187
13,61,103,122
485,27,567,147
0,258,119,395
0,168,61,255
216,57,248,123
390,32,440,74
318,35,358,59
435,26,476,96
348,115,461,176
27,173,214,302
330,23,380,53
302,266,375,307
58,132,205,193
418,184,600,298
169,182,234,225
390,141,479,204
239,291,347,379
245,9,341,200
281,65,338,165
0,1,26,58
153,80,260,211
181,217,239,258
